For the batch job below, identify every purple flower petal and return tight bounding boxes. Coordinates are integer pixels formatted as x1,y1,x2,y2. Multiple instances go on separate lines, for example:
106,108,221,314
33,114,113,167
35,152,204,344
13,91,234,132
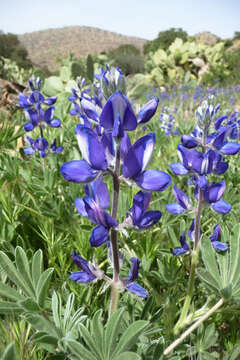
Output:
100,91,137,131
90,225,109,247
204,181,226,203
173,186,191,210
85,180,110,209
81,98,99,122
24,122,34,132
128,257,140,282
75,125,108,171
74,198,88,217
137,97,159,124
24,147,35,155
133,169,171,192
137,211,162,229
69,270,96,283
172,247,188,256
181,135,198,148
49,119,61,128
211,241,228,251
220,142,240,155
211,200,232,214
210,224,221,243
126,281,149,298
166,203,186,214
170,163,189,175
60,160,98,183
122,133,155,179
131,191,151,223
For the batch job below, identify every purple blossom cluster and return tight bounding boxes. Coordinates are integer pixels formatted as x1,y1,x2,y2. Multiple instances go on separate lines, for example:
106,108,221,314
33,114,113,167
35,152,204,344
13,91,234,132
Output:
61,69,171,298
166,96,240,254
19,76,62,157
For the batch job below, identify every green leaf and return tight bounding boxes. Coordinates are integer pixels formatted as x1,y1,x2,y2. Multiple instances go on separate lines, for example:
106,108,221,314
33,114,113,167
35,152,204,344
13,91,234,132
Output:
112,320,149,357
63,293,75,331
0,342,17,360
78,324,101,359
0,251,33,297
51,291,61,330
18,298,41,312
0,300,21,314
15,247,35,296
31,249,43,288
32,331,58,345
0,283,25,302
91,309,104,358
197,269,220,294
104,308,125,359
228,224,240,287
36,268,54,307
66,339,98,360
201,238,221,287
24,313,58,337
113,352,141,360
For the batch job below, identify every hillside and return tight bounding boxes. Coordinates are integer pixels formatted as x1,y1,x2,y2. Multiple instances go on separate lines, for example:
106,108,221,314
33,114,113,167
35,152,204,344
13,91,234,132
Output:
18,26,147,71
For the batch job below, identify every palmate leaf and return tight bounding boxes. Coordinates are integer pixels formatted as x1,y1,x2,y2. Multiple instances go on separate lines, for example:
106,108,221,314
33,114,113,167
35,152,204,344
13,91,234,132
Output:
198,224,240,303
112,320,149,358
64,308,148,360
0,247,53,311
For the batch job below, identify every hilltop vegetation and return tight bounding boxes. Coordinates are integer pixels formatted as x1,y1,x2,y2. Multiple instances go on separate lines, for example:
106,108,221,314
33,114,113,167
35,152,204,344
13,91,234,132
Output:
18,26,146,71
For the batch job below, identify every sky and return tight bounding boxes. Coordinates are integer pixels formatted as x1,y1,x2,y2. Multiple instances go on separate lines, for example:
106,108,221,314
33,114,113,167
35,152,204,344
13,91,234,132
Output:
0,0,240,40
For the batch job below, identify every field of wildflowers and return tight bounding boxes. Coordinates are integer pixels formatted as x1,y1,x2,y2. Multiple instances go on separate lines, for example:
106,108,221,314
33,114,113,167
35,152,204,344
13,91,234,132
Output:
0,64,240,360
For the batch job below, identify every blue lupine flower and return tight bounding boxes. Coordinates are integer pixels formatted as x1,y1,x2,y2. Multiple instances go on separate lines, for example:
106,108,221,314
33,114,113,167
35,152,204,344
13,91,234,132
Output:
166,186,192,214
100,91,137,134
75,184,118,247
203,181,232,214
137,97,159,124
172,232,190,256
50,139,63,154
210,224,228,251
24,137,49,158
60,125,108,184
126,191,161,231
125,258,149,298
122,133,171,191
69,251,104,283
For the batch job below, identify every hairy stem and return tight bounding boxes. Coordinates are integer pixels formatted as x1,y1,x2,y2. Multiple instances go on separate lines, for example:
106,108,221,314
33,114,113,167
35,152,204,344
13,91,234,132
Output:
109,142,121,315
174,188,203,334
164,298,224,356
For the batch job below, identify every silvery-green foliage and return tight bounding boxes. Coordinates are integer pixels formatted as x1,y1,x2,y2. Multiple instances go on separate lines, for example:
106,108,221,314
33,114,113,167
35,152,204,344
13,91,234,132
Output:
0,247,53,313
29,292,86,354
197,224,240,302
64,308,149,360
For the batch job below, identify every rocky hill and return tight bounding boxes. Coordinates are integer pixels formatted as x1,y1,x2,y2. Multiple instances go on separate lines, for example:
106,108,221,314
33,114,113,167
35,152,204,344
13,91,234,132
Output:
18,26,147,71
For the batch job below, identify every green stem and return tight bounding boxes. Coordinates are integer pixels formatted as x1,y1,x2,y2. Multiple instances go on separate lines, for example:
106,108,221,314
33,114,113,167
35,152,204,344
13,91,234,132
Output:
164,298,224,356
174,189,203,334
